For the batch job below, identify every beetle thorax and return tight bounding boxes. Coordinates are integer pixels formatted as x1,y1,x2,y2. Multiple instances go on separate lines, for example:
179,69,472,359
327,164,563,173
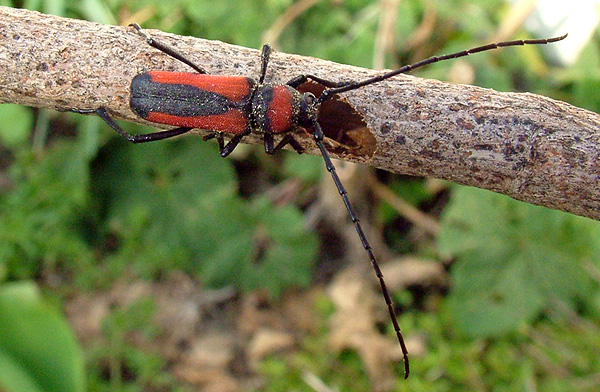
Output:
251,84,302,135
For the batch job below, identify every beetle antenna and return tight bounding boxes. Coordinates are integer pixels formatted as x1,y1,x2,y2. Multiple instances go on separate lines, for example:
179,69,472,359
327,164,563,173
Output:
311,120,410,379
317,33,567,104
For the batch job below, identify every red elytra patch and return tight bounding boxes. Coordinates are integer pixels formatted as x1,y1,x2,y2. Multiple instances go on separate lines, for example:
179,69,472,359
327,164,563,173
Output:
146,109,248,135
147,71,253,102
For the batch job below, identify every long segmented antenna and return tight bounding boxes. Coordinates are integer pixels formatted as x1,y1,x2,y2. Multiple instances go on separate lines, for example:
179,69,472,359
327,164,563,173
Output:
311,120,411,378
317,34,567,103
309,33,566,379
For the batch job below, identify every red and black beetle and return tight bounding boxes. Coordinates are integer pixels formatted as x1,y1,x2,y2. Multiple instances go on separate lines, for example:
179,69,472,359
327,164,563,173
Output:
75,24,567,378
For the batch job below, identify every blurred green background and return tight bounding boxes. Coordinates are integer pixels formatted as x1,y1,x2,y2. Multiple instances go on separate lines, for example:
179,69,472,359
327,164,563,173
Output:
1,0,599,391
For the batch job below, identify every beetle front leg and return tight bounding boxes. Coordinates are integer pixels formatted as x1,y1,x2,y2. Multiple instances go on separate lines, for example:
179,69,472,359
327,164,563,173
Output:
286,75,350,89
258,44,273,84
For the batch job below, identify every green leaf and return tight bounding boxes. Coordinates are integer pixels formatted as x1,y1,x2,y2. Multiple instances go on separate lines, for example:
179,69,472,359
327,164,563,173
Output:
0,282,85,392
239,196,318,296
96,138,318,296
97,138,234,238
186,190,318,297
438,186,598,338
0,348,45,392
447,255,545,337
0,104,33,149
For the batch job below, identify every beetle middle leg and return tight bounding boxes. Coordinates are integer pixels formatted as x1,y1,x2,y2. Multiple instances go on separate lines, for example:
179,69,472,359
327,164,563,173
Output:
264,133,304,155
203,132,247,157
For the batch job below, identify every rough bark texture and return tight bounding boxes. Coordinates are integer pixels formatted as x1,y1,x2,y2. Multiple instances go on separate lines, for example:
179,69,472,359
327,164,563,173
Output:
1,7,599,220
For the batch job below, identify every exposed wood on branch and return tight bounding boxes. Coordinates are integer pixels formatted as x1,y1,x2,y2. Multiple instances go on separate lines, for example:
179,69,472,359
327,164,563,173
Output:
1,7,599,220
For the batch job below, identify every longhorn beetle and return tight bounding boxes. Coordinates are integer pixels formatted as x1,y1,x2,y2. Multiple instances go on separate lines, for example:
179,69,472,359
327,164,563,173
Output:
75,24,567,378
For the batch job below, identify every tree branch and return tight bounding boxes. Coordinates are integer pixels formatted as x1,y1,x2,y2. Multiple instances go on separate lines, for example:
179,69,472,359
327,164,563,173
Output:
1,7,599,220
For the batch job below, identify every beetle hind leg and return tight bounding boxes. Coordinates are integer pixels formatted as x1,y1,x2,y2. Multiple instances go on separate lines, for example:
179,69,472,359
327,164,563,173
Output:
72,108,192,143
129,23,207,74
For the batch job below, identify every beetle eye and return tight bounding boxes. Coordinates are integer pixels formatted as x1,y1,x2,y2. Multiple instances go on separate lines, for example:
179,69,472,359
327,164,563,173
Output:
303,92,316,105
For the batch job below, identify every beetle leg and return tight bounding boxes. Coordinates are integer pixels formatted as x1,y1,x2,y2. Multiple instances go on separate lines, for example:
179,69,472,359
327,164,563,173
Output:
72,108,192,143
286,75,350,89
205,127,253,157
264,133,304,155
218,134,245,157
202,132,226,151
129,23,207,74
258,44,272,84
263,132,275,154
204,132,245,157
